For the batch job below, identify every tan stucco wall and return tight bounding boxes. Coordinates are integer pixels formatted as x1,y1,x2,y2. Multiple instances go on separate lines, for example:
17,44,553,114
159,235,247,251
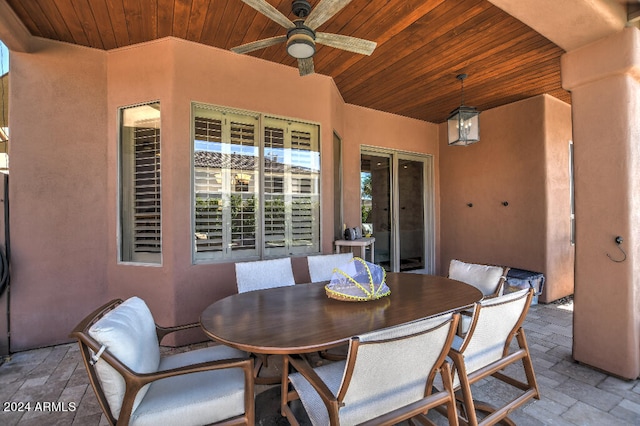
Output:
9,39,108,349
562,27,640,379
439,95,574,302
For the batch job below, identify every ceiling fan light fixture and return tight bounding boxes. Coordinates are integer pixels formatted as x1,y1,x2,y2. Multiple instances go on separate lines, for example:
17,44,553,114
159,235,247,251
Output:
286,23,316,59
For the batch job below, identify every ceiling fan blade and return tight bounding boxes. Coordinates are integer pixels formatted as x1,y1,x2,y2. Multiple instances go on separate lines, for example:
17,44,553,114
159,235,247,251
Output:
241,0,295,29
231,35,287,54
316,32,377,55
304,0,353,30
298,57,315,76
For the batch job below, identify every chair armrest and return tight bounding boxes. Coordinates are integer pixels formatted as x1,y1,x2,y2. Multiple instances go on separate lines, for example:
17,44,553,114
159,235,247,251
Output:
287,355,339,407
147,357,253,383
155,322,199,342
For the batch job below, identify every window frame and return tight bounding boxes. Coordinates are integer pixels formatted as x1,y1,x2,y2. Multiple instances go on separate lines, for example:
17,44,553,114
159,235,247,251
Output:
117,100,163,266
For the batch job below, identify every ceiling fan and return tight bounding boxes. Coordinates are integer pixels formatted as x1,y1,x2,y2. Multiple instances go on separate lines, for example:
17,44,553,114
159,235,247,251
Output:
232,0,377,76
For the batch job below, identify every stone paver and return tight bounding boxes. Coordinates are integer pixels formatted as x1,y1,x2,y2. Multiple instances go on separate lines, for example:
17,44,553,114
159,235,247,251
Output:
1,297,640,425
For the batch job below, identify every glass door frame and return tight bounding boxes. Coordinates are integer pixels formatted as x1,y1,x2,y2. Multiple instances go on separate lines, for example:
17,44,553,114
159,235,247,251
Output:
360,146,436,273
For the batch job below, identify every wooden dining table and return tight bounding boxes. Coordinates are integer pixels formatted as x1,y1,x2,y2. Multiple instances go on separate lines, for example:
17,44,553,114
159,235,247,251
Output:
200,272,483,355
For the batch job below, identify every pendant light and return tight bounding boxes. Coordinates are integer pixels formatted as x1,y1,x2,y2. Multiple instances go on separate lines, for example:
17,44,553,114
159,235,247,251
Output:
447,73,480,146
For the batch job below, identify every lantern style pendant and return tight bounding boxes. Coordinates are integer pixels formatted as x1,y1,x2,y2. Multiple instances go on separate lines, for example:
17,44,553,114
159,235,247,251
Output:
447,74,480,146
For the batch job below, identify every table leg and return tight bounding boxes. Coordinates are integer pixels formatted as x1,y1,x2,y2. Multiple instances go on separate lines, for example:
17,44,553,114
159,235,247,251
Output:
370,241,375,263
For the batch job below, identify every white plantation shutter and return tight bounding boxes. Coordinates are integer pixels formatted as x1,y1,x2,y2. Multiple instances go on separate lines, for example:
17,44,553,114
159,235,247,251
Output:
290,129,317,249
194,116,224,253
133,124,161,254
264,126,286,252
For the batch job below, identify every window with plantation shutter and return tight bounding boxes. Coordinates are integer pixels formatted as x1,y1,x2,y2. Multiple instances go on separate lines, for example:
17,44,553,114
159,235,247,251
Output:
119,102,162,263
192,104,320,262
263,118,320,257
193,107,259,261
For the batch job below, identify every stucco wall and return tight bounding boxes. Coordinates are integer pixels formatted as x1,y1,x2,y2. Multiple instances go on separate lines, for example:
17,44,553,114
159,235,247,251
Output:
562,27,640,379
9,39,108,350
439,95,574,302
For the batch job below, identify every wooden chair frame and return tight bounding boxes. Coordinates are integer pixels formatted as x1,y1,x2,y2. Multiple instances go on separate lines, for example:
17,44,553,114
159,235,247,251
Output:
281,315,461,426
447,289,540,426
69,299,255,426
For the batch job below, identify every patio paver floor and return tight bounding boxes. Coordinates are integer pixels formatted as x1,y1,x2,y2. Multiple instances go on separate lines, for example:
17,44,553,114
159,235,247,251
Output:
1,297,639,425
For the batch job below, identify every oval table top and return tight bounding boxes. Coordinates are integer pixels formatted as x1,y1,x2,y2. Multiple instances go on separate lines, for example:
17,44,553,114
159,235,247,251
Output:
200,272,482,354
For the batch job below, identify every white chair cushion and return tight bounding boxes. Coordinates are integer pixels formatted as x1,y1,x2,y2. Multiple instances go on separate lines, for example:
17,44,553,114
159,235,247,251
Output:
448,259,504,296
235,257,296,293
307,253,354,282
130,345,248,426
88,297,160,419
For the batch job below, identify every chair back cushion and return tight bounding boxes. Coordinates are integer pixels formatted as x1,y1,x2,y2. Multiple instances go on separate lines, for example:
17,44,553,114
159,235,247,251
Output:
462,288,530,375
235,257,295,293
307,252,354,283
448,259,505,296
88,297,160,419
338,313,454,424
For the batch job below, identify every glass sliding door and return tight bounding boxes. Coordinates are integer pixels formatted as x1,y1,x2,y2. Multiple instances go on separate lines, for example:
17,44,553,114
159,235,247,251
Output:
397,157,425,271
361,148,434,273
360,153,392,270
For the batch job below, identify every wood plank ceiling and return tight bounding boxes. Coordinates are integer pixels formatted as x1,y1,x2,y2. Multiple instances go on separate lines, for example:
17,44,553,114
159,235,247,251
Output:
5,0,571,123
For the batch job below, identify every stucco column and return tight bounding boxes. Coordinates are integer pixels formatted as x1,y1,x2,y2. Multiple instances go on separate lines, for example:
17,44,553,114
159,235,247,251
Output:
562,27,640,379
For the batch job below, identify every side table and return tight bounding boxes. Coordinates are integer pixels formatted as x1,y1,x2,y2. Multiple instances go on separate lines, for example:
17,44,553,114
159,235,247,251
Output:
334,237,375,263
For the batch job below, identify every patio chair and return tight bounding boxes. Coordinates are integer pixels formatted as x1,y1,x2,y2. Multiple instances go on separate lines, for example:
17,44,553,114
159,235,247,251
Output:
307,252,354,283
448,259,509,298
444,288,539,426
235,257,296,384
235,257,295,293
69,297,254,426
281,312,461,426
448,259,510,335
